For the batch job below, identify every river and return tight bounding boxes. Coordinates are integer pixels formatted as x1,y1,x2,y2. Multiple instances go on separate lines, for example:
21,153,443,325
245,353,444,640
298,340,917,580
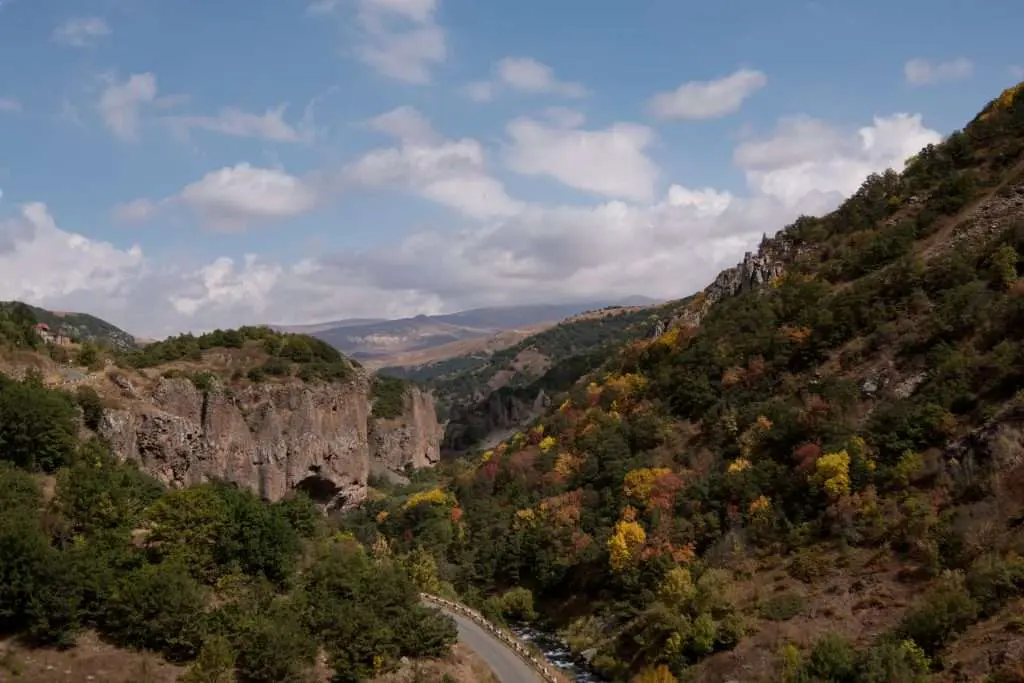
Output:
507,623,606,682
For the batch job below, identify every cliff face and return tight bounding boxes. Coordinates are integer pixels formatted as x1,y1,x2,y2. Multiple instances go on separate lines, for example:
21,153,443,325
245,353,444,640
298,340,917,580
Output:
99,373,441,509
442,387,550,452
369,386,445,473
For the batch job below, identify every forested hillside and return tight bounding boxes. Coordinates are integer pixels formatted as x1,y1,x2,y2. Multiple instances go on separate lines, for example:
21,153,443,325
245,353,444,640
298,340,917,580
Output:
0,320,454,682
383,303,688,451
345,83,1024,682
0,301,137,350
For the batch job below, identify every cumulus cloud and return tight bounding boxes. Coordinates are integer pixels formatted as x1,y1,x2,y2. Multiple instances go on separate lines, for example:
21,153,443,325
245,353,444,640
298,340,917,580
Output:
343,106,521,218
504,116,658,201
45,108,941,337
118,164,321,231
497,57,587,97
904,57,973,86
462,57,586,101
0,203,144,303
179,164,321,230
649,68,767,120
98,72,158,142
0,97,20,112
735,113,942,205
351,0,445,84
53,17,111,47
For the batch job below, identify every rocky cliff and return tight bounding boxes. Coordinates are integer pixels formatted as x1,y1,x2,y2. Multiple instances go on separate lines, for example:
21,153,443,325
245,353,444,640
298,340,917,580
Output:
98,372,442,509
671,231,794,329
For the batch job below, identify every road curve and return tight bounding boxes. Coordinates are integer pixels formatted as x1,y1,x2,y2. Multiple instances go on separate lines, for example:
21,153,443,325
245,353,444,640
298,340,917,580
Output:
437,607,545,683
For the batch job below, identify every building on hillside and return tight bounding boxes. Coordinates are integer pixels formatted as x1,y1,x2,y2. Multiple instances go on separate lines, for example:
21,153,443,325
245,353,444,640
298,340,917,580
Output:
34,322,71,346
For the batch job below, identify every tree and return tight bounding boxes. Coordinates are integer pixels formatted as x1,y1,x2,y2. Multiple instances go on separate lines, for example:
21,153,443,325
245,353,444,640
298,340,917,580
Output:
232,601,315,683
100,559,207,661
182,635,235,683
0,375,78,471
75,385,105,430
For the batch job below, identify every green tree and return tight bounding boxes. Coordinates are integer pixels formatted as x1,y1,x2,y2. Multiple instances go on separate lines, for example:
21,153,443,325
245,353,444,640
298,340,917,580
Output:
100,559,207,661
0,374,78,471
57,439,163,537
182,635,235,683
75,385,105,430
232,600,316,683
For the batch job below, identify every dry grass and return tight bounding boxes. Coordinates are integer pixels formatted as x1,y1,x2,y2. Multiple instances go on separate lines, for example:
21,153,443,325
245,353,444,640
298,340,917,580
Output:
0,632,183,683
367,644,499,683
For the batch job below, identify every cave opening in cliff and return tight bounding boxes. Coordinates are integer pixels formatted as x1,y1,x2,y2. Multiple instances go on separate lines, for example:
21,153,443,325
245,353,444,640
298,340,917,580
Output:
295,474,339,504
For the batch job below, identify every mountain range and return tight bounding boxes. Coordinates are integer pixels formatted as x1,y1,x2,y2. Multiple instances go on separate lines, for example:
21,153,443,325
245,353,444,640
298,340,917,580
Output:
273,297,660,364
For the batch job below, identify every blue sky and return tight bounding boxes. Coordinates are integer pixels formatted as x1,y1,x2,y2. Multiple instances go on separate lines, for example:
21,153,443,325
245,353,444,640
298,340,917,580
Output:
0,0,1020,337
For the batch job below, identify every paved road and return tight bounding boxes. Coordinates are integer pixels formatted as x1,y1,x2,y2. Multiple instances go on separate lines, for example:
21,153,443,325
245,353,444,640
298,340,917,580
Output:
438,608,545,683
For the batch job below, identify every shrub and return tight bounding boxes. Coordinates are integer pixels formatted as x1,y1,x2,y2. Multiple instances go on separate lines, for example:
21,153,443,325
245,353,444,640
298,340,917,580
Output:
800,633,858,682
75,385,105,430
371,376,408,419
857,639,931,683
759,593,806,622
896,574,979,654
965,553,1024,616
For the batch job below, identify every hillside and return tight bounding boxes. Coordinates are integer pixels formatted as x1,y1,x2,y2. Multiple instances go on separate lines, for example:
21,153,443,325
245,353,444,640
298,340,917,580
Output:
382,303,689,452
343,83,1024,682
0,314,472,682
276,299,660,363
0,301,137,350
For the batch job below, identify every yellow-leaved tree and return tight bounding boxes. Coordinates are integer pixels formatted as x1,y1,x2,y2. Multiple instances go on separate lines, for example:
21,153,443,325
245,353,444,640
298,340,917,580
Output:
812,450,851,499
608,509,646,572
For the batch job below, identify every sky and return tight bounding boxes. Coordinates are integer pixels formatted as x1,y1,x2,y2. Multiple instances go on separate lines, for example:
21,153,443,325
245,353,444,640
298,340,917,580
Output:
0,0,1021,338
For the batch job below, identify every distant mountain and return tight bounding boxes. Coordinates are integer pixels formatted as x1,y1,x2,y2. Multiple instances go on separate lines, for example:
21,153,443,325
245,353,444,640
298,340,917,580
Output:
0,301,137,350
276,298,661,362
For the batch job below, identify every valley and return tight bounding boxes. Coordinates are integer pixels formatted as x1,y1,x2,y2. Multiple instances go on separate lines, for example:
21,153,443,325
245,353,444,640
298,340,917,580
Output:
1,77,1023,683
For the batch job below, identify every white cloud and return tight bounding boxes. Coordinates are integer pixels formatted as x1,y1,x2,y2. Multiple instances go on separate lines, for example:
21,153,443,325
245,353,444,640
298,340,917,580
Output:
164,104,311,143
462,57,586,101
98,72,158,142
735,113,942,206
904,57,973,86
649,68,767,120
352,0,445,84
497,57,587,97
0,98,20,112
368,105,438,144
18,108,942,338
0,203,144,303
53,17,111,47
118,163,321,231
178,164,320,231
112,198,160,224
504,116,658,201
169,255,283,317
345,113,521,219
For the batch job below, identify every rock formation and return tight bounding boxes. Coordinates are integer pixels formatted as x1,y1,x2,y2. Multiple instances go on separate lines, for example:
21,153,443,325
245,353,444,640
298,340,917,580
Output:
674,232,793,329
99,372,442,509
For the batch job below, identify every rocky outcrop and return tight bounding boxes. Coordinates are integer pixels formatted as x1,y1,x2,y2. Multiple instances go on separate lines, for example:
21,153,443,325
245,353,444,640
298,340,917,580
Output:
99,373,442,509
369,386,445,474
673,233,793,329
